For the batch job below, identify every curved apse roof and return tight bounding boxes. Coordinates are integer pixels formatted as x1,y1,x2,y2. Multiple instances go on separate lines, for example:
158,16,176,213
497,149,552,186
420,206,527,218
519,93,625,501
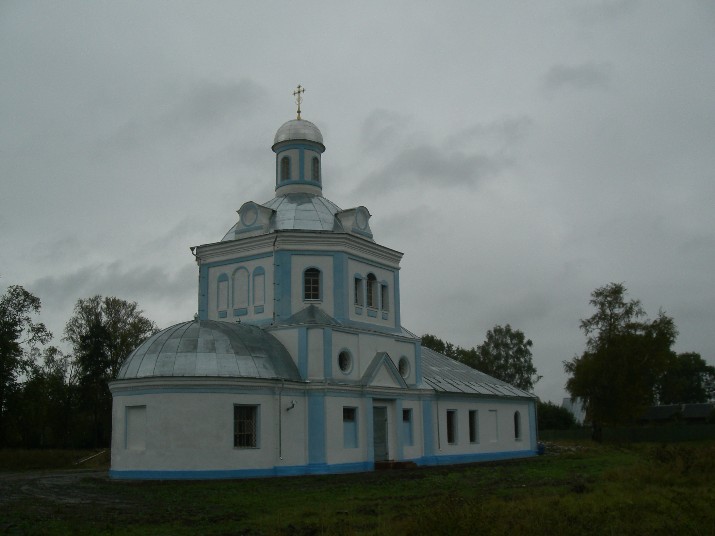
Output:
116,320,300,381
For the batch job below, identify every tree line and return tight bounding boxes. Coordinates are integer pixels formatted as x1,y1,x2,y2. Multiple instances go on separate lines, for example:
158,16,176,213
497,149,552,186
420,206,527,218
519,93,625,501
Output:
2,281,713,448
0,286,157,449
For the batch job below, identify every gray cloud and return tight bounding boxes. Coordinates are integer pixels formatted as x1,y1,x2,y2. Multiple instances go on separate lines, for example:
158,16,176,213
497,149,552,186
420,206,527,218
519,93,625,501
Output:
543,63,614,92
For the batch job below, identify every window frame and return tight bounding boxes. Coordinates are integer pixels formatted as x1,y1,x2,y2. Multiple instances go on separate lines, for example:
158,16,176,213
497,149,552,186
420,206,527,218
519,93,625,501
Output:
280,156,290,182
446,409,458,445
234,404,259,449
469,409,479,444
402,408,414,446
343,406,358,448
514,411,521,440
311,156,320,182
366,273,377,308
303,267,321,301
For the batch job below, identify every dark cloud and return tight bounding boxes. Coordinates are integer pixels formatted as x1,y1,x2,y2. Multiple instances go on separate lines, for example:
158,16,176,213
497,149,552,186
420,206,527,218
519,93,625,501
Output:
543,63,614,92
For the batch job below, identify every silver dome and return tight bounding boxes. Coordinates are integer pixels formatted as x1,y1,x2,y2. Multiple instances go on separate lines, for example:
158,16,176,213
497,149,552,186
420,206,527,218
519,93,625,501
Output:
273,119,324,146
116,320,300,381
264,193,342,232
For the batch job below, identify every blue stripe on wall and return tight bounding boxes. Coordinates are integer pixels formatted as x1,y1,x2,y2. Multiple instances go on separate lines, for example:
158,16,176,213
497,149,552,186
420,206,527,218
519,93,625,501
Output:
529,400,538,451
421,398,434,460
298,327,308,379
333,252,347,321
323,328,332,379
395,399,404,460
198,265,209,320
307,392,326,465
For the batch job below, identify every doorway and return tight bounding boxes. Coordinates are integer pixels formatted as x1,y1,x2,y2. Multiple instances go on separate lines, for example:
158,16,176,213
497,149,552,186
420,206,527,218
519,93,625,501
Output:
373,405,388,462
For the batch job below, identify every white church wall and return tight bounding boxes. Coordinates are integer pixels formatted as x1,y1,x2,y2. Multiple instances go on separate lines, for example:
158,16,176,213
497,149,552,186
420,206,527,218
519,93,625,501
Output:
291,254,334,315
347,257,396,328
429,397,535,462
400,400,423,461
324,394,368,466
111,391,303,473
307,327,324,379
331,331,360,380
206,258,274,322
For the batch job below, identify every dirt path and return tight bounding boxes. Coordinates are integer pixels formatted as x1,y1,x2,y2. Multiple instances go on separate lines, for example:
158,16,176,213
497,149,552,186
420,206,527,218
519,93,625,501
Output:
0,469,116,505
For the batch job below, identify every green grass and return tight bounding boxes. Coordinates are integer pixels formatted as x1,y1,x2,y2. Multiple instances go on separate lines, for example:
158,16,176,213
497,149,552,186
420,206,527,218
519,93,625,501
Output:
2,442,714,535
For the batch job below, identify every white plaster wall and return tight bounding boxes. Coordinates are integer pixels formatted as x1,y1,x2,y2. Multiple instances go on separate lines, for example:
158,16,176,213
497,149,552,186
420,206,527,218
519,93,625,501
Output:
207,259,274,322
291,255,334,315
307,327,324,379
432,398,533,456
324,395,367,465
400,400,423,461
331,331,360,381
347,258,396,328
270,329,300,370
111,391,309,472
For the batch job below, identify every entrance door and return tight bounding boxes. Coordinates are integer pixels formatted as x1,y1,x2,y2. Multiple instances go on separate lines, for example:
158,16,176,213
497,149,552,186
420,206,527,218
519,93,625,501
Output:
373,406,388,462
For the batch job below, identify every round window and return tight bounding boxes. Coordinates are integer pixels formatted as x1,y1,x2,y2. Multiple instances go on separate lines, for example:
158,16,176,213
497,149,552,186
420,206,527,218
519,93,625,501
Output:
338,350,352,373
398,357,410,378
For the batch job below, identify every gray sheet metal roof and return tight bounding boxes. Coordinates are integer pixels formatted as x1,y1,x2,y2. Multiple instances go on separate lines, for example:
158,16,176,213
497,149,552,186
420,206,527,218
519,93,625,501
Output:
421,347,535,398
264,193,343,232
273,119,324,147
116,320,300,381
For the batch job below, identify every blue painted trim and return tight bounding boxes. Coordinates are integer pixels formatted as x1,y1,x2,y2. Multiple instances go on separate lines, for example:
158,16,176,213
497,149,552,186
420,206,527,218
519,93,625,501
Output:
413,449,536,467
354,307,363,315
252,266,265,306
323,328,332,379
110,461,373,480
422,399,434,458
218,311,227,318
274,251,292,322
367,309,377,318
298,327,308,379
414,342,423,385
233,308,248,317
528,400,537,450
299,147,305,180
254,305,264,314
333,252,347,321
307,392,326,465
394,269,401,329
274,141,325,154
395,399,404,460
198,265,209,320
381,312,388,320
366,401,375,463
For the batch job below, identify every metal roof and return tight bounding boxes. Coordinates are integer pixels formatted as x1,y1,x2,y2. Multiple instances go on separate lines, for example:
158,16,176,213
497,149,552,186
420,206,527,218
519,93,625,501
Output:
273,119,324,147
421,347,535,398
116,320,300,381
264,193,343,232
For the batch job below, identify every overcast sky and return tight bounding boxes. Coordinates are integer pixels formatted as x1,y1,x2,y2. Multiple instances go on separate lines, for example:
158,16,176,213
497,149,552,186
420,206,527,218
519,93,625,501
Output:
2,1,714,403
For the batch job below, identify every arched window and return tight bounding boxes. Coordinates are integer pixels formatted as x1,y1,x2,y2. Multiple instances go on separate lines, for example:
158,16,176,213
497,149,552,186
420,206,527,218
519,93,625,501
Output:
311,156,320,182
354,275,364,306
514,411,521,440
304,268,321,300
253,267,265,306
233,268,249,309
366,273,377,308
280,156,290,182
217,273,229,314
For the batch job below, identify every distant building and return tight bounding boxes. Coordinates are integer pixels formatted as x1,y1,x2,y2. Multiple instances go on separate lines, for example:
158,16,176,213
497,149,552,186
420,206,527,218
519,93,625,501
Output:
109,98,538,479
562,397,586,425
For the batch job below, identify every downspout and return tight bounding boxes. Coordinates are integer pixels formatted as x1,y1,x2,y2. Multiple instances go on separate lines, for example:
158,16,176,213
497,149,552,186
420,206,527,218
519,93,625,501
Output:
278,379,284,460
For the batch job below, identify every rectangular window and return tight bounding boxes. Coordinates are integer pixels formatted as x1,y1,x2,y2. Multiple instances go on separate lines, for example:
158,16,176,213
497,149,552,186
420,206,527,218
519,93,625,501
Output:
304,269,320,301
343,407,358,448
354,277,364,306
380,284,389,311
446,409,457,445
402,408,414,446
125,405,146,451
469,410,479,443
234,405,258,448
488,409,498,443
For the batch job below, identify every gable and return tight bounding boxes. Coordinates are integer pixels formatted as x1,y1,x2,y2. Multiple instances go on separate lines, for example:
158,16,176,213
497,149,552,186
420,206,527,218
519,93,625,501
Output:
361,352,408,389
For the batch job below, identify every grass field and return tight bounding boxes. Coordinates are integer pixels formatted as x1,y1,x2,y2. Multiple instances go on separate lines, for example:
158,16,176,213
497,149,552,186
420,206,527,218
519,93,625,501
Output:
1,441,714,535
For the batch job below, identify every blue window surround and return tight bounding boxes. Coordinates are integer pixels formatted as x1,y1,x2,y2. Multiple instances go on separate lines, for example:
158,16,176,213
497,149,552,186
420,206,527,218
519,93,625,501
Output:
280,156,291,182
232,267,250,309
343,407,358,448
275,143,324,190
252,266,266,306
217,273,229,316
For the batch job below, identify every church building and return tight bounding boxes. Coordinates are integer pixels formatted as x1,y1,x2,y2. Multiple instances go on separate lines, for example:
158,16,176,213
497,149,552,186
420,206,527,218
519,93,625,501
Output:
109,90,538,479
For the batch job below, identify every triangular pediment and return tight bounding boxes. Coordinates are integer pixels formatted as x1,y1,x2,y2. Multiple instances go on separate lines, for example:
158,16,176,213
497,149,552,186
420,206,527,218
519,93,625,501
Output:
361,352,408,388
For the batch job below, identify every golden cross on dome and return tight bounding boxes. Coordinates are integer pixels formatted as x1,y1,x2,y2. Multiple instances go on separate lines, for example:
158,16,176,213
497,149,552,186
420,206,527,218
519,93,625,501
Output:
293,84,305,119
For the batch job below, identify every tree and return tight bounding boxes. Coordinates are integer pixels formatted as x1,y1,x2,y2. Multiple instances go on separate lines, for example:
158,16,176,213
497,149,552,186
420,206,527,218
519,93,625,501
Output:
0,286,52,446
64,296,158,447
422,325,541,392
657,352,715,404
537,400,577,430
564,283,677,441
474,325,541,392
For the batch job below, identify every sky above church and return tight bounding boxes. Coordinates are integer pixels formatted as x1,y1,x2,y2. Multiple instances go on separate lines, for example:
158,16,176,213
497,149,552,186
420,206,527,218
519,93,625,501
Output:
2,1,714,403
